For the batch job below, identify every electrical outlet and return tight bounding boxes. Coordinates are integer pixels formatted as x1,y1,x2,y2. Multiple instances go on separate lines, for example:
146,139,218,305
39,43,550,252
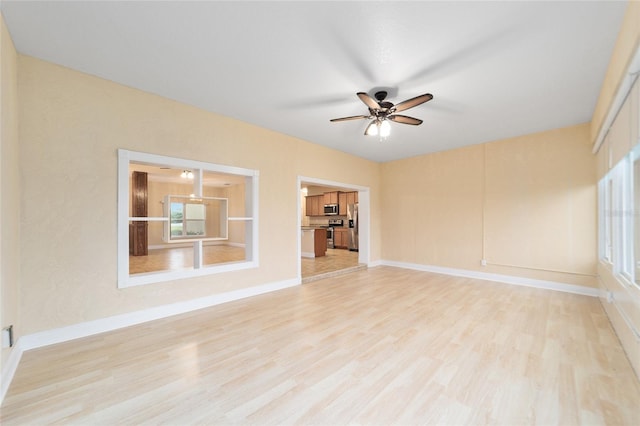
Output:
2,325,13,348
481,259,487,266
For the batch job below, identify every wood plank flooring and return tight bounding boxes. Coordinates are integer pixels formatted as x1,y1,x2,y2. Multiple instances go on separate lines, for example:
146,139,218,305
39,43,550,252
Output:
301,248,362,281
2,267,639,425
131,246,359,279
129,245,246,274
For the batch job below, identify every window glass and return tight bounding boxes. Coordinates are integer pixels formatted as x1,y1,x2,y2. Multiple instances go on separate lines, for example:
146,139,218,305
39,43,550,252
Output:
170,202,184,236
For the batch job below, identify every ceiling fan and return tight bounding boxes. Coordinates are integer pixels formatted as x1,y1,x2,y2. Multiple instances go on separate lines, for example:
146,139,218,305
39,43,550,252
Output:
330,90,433,137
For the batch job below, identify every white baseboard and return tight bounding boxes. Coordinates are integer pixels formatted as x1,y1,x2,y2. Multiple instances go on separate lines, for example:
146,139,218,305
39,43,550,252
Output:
226,242,246,248
148,241,245,250
1,341,24,404
367,259,383,268
301,251,315,258
380,260,599,297
17,278,299,353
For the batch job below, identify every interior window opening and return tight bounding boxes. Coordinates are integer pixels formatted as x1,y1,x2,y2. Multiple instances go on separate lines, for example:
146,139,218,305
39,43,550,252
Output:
118,150,258,288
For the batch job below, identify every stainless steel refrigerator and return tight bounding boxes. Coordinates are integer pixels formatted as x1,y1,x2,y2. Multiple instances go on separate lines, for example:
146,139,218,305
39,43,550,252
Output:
347,203,359,252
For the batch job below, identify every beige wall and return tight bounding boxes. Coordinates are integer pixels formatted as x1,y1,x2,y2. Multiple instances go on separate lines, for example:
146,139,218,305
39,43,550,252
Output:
381,123,597,288
17,55,381,335
1,14,21,372
381,144,485,271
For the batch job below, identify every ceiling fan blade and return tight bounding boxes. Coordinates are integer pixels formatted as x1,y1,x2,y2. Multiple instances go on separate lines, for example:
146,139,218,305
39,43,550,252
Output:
357,92,380,110
330,115,370,122
388,115,423,125
393,93,433,112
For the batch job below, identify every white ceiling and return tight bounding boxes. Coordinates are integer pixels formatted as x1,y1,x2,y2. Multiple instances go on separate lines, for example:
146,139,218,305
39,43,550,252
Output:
1,1,626,162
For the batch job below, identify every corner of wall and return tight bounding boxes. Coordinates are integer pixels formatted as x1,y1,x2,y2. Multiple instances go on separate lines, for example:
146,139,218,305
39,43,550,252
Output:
0,11,22,397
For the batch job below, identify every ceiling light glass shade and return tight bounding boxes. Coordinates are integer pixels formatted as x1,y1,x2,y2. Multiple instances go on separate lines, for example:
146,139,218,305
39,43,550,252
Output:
181,170,194,179
379,120,391,137
181,170,187,178
365,120,378,136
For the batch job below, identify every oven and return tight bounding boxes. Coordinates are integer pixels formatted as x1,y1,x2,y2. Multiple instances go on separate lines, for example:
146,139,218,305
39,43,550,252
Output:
324,219,342,249
326,227,334,249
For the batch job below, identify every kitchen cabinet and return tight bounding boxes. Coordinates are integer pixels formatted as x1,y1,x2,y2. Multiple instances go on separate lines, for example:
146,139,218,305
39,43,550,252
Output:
324,191,339,205
301,227,327,257
333,228,348,249
305,195,323,216
346,191,358,207
338,192,347,215
314,228,327,257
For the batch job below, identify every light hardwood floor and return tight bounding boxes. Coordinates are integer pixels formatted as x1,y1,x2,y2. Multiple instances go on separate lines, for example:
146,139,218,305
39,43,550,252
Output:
131,246,360,279
2,267,639,425
301,248,362,281
130,245,246,274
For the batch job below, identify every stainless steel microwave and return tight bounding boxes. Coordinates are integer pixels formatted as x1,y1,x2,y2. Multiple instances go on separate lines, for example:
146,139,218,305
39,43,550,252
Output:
324,204,339,215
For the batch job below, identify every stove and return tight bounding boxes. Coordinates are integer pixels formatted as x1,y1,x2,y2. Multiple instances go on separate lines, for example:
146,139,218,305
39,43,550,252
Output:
325,219,344,249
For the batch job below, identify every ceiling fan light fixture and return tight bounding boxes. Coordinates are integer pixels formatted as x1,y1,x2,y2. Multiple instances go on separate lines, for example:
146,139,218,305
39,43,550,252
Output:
333,90,432,138
379,120,391,138
365,120,379,136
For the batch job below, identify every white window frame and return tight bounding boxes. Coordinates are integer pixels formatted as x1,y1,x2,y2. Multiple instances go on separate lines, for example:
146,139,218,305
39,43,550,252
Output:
631,145,640,287
164,195,229,242
599,175,614,263
617,156,633,282
118,149,259,288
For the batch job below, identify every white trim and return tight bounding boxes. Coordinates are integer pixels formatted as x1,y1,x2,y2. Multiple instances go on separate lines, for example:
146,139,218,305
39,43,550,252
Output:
0,342,24,404
18,277,299,352
368,259,383,268
593,46,640,154
301,251,315,258
226,242,247,248
380,260,599,297
125,260,259,288
148,241,245,250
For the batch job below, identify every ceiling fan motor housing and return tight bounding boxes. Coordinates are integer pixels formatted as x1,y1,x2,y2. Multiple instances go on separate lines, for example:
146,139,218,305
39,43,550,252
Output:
374,91,388,102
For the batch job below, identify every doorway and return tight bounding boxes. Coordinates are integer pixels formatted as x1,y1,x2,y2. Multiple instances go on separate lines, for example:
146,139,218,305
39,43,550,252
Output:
297,176,369,283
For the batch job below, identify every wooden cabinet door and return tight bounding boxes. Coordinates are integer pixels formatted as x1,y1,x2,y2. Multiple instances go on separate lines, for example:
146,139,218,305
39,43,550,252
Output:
314,228,327,256
324,191,338,204
316,195,324,215
337,230,345,248
338,192,347,215
306,195,322,216
305,196,313,216
346,191,356,207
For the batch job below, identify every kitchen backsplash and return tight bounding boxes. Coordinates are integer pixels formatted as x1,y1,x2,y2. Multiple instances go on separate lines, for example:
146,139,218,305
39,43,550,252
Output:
308,216,348,227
